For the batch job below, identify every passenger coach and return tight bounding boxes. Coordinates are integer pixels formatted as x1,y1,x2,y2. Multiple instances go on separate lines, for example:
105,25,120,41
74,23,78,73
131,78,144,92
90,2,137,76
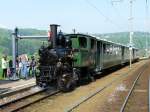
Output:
65,34,138,73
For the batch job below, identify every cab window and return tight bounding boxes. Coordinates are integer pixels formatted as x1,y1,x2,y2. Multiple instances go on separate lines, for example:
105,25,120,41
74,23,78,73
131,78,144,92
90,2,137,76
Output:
79,37,87,48
91,39,96,50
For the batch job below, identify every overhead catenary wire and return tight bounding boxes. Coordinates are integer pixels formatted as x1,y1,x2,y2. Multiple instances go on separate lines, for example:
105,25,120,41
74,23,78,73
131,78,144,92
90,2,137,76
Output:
84,0,123,30
109,0,125,20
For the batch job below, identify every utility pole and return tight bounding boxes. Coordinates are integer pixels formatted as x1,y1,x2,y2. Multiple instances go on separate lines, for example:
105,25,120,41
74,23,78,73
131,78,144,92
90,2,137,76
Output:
129,0,134,68
111,0,134,68
145,0,149,57
111,0,123,5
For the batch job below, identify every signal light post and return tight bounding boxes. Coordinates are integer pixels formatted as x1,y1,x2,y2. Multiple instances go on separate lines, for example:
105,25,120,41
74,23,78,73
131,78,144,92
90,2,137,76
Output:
12,28,18,80
11,28,49,80
11,24,59,80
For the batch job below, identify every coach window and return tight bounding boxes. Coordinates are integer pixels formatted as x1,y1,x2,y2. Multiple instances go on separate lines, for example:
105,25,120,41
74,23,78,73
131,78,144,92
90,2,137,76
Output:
106,44,110,54
109,45,113,55
112,45,115,55
91,39,96,50
79,36,87,48
116,46,119,55
119,46,121,53
103,44,106,54
114,46,118,55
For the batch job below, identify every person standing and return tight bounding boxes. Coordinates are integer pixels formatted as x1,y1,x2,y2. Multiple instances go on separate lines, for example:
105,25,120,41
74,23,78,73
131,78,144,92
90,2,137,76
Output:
1,55,8,78
8,60,13,79
22,59,29,79
30,56,36,77
18,58,23,78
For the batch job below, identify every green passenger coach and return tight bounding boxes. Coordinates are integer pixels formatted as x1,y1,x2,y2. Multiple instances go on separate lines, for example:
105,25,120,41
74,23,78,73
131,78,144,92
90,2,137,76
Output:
65,33,138,76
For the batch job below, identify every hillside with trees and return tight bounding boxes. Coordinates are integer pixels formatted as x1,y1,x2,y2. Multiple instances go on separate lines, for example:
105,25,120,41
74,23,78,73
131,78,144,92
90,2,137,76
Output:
0,28,47,56
0,28,149,57
95,32,150,49
94,32,150,56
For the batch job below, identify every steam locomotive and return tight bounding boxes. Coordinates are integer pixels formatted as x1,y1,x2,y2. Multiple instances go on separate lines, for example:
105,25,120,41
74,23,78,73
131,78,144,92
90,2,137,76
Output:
36,24,139,91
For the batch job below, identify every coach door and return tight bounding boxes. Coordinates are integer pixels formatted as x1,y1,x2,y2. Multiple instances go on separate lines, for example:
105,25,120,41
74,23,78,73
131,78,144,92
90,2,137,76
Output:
96,41,102,71
121,46,125,63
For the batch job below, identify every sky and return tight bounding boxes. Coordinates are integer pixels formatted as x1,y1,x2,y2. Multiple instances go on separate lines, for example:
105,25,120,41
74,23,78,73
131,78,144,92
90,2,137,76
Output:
0,0,149,33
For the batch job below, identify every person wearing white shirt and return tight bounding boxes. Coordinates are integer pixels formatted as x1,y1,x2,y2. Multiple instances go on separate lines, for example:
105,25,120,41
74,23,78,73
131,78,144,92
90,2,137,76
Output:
18,58,23,77
1,55,8,78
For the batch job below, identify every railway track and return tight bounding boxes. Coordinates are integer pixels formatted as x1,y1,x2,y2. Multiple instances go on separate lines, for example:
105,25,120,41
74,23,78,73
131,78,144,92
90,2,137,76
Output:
0,85,41,107
0,84,36,99
119,63,148,112
65,62,148,112
0,87,60,112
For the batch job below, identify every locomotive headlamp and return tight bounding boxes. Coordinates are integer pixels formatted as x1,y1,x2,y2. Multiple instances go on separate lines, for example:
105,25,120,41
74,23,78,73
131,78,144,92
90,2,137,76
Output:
48,31,53,41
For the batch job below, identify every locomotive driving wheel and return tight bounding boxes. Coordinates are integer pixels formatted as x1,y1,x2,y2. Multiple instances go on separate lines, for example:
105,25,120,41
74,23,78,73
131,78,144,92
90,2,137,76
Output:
57,72,77,92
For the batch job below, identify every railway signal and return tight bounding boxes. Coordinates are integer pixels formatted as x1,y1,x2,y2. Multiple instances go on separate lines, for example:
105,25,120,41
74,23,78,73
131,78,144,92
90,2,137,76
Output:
11,27,48,80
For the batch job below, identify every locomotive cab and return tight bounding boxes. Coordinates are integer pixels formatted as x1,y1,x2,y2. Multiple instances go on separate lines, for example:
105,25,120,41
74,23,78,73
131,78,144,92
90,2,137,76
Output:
56,31,72,58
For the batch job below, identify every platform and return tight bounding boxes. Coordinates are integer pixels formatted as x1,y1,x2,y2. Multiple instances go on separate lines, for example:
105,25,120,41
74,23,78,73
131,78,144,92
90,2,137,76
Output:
0,78,36,94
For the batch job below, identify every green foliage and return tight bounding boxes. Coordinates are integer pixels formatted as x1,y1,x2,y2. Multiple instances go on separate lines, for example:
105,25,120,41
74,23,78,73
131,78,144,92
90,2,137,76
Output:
19,28,47,36
0,27,149,58
0,28,47,55
94,32,150,56
0,28,12,55
95,32,150,49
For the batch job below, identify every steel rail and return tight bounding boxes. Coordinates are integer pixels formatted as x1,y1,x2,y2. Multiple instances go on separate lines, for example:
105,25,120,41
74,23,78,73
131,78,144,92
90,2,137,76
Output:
0,88,47,108
119,64,147,112
0,84,36,99
9,90,60,112
65,62,144,112
0,89,60,112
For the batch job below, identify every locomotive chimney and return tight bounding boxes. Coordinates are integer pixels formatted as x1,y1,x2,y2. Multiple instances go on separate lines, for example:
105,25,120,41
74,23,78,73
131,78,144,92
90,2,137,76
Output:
50,24,60,48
